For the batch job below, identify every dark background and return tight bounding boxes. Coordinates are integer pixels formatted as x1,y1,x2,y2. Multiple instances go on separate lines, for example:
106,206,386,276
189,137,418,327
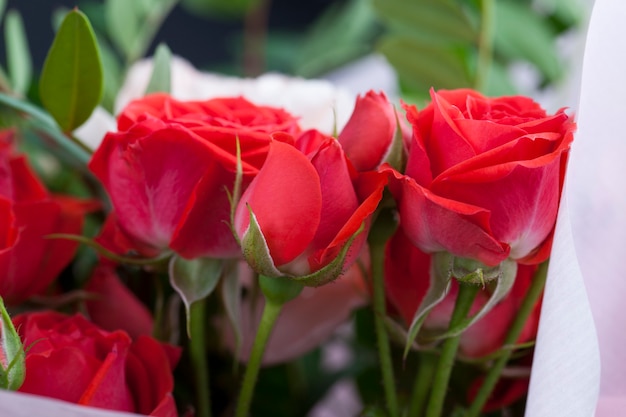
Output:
2,0,341,71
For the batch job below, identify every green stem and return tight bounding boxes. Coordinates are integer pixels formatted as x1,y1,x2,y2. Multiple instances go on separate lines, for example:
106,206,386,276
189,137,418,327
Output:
189,300,212,417
408,351,437,417
234,297,283,417
475,0,495,92
466,261,548,417
370,242,399,417
242,0,271,76
425,283,479,417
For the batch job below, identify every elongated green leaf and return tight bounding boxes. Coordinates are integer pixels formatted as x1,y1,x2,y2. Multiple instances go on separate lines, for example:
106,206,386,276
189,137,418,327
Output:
39,9,103,132
0,92,92,166
105,0,140,60
494,0,562,82
96,34,123,113
106,0,178,64
0,0,5,21
4,10,32,95
169,256,223,337
379,35,472,93
145,43,172,94
373,0,477,43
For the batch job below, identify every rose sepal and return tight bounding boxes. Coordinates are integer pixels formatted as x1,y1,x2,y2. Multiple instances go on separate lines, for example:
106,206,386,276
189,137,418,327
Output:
403,252,453,358
403,253,517,358
0,297,25,391
240,202,366,287
424,256,517,342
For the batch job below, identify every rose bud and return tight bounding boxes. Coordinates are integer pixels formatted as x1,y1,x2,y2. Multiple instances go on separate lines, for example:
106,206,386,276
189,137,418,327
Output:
234,134,385,285
338,90,408,172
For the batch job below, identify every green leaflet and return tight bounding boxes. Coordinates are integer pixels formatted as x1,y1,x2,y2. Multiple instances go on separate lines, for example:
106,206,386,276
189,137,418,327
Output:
145,43,172,95
4,10,32,95
39,9,103,132
168,255,223,337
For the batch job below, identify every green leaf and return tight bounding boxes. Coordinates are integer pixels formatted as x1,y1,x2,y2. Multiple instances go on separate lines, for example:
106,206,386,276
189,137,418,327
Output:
168,256,223,337
373,0,477,44
378,35,472,93
39,9,103,132
106,0,178,63
95,34,123,113
493,0,562,82
4,10,32,95
0,92,91,166
0,0,6,20
105,0,141,60
484,60,517,97
0,297,25,391
145,43,172,94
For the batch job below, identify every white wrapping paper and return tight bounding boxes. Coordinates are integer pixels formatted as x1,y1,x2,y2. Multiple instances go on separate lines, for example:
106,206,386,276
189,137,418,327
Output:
527,0,626,415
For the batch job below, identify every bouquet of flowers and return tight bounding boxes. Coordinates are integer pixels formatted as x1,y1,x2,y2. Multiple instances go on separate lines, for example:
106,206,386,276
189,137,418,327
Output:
1,1,616,416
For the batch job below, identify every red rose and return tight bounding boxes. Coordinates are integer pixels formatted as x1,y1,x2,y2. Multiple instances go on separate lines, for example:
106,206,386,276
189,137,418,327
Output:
388,89,574,266
234,133,385,282
89,93,301,259
338,91,407,171
14,312,179,417
0,131,95,304
384,229,541,358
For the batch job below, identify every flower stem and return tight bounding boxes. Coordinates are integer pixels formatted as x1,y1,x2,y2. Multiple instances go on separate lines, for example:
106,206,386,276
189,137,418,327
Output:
370,242,399,417
408,351,437,417
475,0,495,92
243,0,271,76
234,297,283,417
466,261,548,417
189,299,212,417
425,283,479,417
